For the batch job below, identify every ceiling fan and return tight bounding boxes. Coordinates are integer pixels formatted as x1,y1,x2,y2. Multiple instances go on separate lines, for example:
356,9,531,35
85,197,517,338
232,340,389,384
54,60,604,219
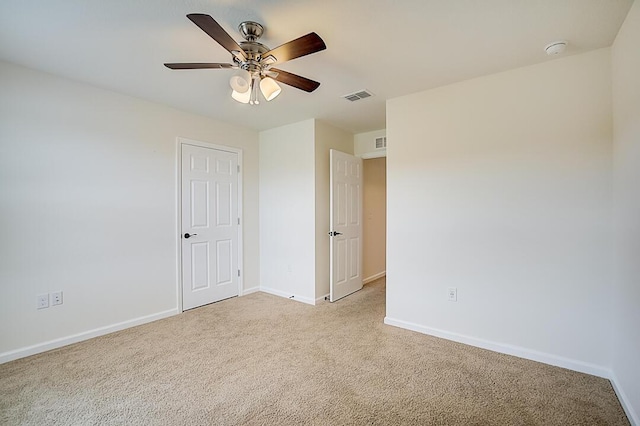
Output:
164,14,326,105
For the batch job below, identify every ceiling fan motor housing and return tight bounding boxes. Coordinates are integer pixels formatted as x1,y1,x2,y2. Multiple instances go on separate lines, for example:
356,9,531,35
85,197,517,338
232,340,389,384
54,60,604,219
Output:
237,41,270,75
235,21,277,78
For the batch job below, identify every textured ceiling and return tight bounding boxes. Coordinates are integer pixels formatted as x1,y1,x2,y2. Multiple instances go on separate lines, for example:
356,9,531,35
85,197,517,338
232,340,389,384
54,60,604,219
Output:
0,0,633,133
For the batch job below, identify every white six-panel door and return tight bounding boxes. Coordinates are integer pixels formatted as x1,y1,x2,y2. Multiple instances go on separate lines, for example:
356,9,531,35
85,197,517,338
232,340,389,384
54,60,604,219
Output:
330,149,363,302
181,143,239,310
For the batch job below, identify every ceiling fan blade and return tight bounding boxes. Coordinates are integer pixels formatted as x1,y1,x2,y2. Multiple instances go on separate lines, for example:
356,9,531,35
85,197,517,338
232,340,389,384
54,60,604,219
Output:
270,68,320,92
186,14,247,61
164,63,235,70
263,33,326,64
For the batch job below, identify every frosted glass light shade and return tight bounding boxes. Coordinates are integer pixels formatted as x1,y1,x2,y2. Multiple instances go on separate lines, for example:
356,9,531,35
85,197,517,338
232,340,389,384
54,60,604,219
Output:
229,69,251,93
231,88,250,104
259,77,281,101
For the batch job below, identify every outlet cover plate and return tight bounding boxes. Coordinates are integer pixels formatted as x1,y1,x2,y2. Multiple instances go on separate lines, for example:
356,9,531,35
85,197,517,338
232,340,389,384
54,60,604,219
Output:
37,294,49,309
51,291,63,306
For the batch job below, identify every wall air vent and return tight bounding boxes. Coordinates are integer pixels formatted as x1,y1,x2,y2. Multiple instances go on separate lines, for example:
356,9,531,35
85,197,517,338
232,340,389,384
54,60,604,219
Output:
342,89,374,102
375,137,387,149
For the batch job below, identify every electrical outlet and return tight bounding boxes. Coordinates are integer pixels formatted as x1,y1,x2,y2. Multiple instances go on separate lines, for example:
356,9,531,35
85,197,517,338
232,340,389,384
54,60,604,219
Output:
51,291,63,306
37,294,49,309
448,287,457,302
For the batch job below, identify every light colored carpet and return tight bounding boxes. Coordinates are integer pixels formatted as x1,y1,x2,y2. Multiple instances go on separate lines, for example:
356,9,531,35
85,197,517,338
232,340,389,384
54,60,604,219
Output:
0,278,629,425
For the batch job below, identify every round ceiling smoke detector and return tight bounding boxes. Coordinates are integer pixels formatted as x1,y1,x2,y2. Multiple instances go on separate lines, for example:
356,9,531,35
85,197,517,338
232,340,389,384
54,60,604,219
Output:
545,41,567,56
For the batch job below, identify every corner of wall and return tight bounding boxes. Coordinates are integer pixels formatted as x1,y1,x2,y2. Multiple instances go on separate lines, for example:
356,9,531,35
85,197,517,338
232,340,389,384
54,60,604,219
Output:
610,1,640,424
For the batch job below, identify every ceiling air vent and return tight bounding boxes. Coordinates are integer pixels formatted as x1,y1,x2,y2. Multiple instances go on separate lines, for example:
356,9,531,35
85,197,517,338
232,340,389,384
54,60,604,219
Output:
375,137,387,149
343,89,374,102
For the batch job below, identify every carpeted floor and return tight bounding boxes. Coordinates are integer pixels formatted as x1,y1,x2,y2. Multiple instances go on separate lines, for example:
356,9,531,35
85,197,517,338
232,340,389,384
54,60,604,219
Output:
0,278,630,425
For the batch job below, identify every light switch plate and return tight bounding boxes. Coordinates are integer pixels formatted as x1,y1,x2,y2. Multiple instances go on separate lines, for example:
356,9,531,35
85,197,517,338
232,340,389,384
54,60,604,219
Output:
448,287,457,302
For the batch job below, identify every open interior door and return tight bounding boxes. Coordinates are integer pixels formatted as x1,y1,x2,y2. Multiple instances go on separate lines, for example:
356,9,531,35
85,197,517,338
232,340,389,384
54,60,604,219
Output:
329,149,363,302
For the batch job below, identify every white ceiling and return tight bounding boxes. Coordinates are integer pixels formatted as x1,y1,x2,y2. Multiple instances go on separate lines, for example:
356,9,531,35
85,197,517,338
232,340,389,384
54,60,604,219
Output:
0,0,633,134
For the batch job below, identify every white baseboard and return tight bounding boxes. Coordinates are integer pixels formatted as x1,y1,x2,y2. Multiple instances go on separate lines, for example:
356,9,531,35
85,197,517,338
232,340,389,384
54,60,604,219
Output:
610,372,639,426
0,308,178,365
364,271,386,284
259,286,316,305
385,316,639,424
241,286,260,296
383,316,611,379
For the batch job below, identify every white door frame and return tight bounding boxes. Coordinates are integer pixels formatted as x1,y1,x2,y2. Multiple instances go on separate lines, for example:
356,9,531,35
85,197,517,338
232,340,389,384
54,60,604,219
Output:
176,137,243,313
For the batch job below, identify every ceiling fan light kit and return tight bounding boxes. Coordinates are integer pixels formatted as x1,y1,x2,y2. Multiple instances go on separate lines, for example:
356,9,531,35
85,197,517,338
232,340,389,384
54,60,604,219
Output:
229,69,251,94
231,87,251,104
164,14,326,106
259,77,282,101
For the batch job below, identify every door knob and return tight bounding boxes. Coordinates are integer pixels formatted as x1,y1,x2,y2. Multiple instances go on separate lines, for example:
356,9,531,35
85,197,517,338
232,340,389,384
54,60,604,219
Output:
184,233,197,239
328,231,343,236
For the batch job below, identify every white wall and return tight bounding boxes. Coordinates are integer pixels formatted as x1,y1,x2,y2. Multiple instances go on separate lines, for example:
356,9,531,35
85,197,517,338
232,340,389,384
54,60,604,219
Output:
354,129,386,158
386,49,613,375
259,120,316,303
363,157,386,282
611,1,640,423
259,119,354,303
314,121,354,300
0,61,259,361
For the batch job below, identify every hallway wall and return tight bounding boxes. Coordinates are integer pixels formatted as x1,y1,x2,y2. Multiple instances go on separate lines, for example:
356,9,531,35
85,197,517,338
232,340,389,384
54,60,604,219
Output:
363,157,386,282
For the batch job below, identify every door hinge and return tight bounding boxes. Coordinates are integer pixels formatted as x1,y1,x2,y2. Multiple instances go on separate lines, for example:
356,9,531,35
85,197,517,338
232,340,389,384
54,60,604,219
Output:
237,165,240,173
237,218,240,225
237,269,241,277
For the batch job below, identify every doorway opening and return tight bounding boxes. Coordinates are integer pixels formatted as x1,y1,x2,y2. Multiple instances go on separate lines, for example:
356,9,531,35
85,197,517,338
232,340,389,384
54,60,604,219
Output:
363,157,386,284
